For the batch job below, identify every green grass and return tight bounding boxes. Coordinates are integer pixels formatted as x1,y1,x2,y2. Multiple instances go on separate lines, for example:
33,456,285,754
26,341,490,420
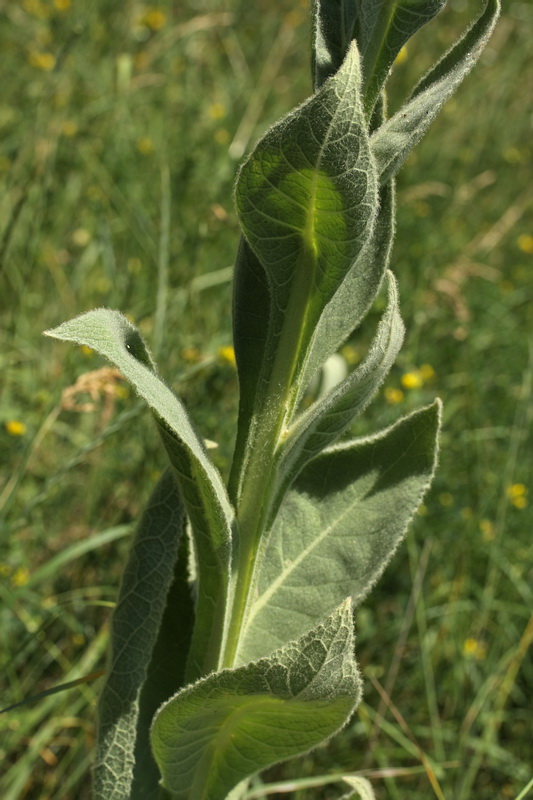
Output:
1,1,531,798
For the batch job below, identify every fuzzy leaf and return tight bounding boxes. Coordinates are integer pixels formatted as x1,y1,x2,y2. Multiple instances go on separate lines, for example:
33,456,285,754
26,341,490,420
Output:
131,531,195,799
371,0,500,184
354,0,447,114
296,182,395,406
45,309,234,679
151,600,361,800
237,402,441,662
92,470,185,800
230,238,272,502
273,272,404,516
312,0,358,88
235,42,378,420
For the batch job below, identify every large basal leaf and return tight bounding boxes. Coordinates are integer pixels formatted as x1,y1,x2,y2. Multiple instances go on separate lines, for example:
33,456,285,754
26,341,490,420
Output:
312,0,358,88
371,0,500,185
235,43,378,417
45,310,234,679
237,401,441,663
92,470,185,800
151,600,361,800
354,0,447,114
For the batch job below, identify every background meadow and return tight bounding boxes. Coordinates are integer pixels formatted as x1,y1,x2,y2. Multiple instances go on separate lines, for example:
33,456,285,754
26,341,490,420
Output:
1,0,531,798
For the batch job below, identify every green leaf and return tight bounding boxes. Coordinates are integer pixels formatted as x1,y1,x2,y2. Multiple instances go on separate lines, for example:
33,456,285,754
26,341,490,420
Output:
45,309,234,679
278,271,403,495
237,401,441,662
131,531,195,800
354,0,447,114
235,42,378,424
92,470,185,800
296,183,395,409
270,271,404,527
311,0,358,88
371,0,500,184
229,238,272,503
151,600,361,800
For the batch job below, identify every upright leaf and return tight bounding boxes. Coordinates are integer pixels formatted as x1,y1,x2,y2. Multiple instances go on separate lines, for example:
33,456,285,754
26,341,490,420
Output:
151,600,361,800
354,0,447,114
371,0,500,184
45,310,234,679
272,272,404,520
295,182,395,409
229,238,272,503
312,0,358,88
131,531,195,800
92,470,185,800
237,402,441,663
235,42,378,425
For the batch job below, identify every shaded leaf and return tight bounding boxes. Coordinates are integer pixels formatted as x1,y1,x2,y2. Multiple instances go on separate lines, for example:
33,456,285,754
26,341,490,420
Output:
312,0,358,88
131,531,195,800
92,470,185,800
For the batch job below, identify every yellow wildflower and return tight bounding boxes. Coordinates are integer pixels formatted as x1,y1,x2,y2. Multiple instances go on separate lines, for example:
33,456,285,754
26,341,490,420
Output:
517,234,533,254
401,370,423,390
463,638,487,660
384,387,404,404
23,0,50,18
28,52,56,71
136,137,154,155
54,0,71,10
5,420,27,436
208,103,226,121
218,346,236,366
479,519,495,541
419,363,435,381
11,567,30,587
506,483,528,509
142,9,167,31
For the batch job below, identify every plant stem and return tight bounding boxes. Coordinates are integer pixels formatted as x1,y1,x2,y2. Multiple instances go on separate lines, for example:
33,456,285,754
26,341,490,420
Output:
221,244,318,667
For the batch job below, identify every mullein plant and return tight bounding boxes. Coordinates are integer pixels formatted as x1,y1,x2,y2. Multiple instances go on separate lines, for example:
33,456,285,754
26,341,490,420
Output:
45,1,500,798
